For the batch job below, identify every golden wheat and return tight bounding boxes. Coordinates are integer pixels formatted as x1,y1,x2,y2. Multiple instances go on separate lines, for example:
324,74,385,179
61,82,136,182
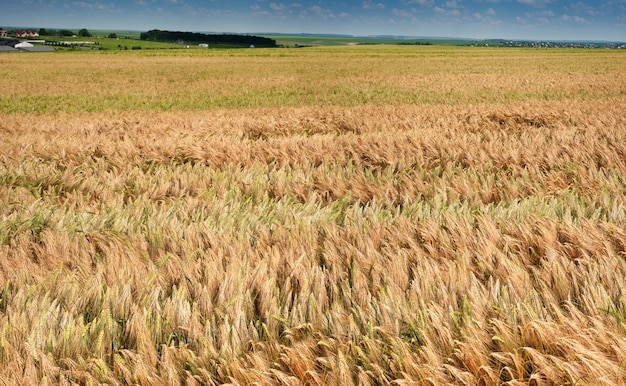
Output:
1,46,626,384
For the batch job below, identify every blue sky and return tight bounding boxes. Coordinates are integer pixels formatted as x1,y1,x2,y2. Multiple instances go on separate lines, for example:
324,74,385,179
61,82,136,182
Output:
2,0,625,41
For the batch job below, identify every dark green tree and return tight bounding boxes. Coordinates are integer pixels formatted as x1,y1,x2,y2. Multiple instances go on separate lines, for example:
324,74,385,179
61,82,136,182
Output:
139,29,277,47
59,29,74,37
78,28,92,37
107,33,117,39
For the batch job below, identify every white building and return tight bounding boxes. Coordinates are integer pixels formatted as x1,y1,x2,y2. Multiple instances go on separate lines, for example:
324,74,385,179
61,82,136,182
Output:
15,41,34,48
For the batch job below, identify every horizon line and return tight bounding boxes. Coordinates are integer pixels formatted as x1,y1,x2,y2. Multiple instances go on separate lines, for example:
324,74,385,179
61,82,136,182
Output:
1,25,625,44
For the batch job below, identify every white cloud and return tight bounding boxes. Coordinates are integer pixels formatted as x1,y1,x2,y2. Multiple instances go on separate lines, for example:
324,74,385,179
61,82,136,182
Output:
392,8,414,18
433,6,460,16
270,3,286,11
363,1,386,10
521,9,556,24
72,1,120,11
304,4,336,19
569,2,598,16
561,14,588,23
403,0,434,6
309,5,322,13
251,3,271,16
517,0,553,7
486,8,495,16
470,9,501,25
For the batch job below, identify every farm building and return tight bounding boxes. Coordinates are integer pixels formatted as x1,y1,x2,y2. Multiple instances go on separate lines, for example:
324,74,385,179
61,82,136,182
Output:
0,29,7,37
15,41,33,48
15,30,39,38
0,40,54,52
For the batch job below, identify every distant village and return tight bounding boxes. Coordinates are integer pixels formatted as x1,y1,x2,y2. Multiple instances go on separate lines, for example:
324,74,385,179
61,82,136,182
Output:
0,28,55,52
464,39,625,49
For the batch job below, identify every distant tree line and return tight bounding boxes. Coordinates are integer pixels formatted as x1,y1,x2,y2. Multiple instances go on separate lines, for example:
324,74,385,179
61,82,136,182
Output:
398,41,433,46
139,29,277,47
38,28,92,37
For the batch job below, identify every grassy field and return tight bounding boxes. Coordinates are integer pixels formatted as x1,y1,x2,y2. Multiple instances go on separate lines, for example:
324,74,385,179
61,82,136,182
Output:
38,35,191,51
38,31,466,49
1,46,626,384
261,35,455,47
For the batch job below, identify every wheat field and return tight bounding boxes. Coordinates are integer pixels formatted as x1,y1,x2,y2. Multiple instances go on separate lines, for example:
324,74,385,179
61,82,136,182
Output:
1,46,626,385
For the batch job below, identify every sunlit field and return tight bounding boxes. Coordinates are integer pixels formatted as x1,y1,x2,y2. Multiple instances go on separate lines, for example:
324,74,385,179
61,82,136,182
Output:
1,46,626,384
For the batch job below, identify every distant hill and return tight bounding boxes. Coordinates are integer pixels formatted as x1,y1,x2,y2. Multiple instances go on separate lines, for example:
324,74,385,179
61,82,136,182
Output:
140,30,277,48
